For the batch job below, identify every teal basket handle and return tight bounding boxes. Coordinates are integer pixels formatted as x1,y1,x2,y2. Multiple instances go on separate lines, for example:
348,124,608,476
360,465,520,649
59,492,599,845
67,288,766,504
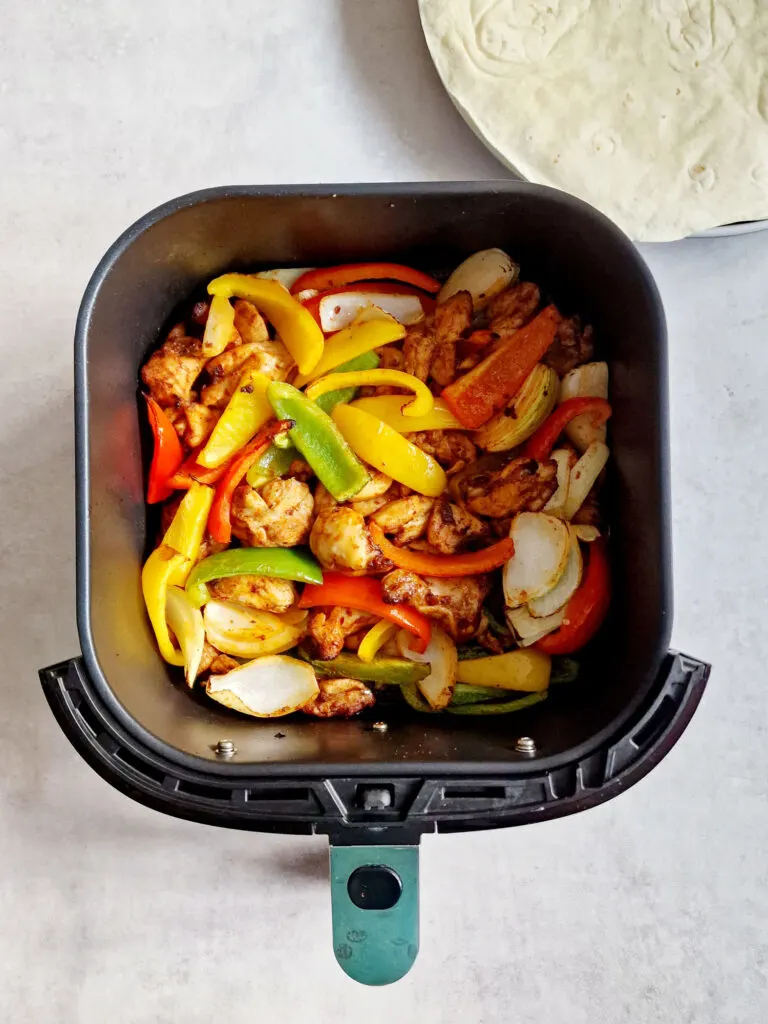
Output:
329,844,419,985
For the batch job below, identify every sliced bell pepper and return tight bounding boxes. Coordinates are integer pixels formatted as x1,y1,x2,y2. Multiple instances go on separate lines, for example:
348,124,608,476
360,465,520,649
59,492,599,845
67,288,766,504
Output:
198,368,273,468
208,420,292,544
369,523,515,577
536,539,610,655
357,620,399,663
523,397,612,462
292,314,405,387
169,447,231,490
441,305,561,430
455,648,550,691
349,394,461,433
142,545,188,665
312,350,380,414
186,546,323,608
296,644,430,685
208,273,324,375
290,262,440,296
162,481,215,564
332,404,447,498
202,294,238,358
298,572,432,654
144,395,184,503
244,441,297,489
307,369,434,418
445,691,548,715
267,382,369,502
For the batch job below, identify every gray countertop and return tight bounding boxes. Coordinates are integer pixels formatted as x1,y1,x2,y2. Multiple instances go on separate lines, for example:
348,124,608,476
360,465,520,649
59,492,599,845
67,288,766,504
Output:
2,1,766,1021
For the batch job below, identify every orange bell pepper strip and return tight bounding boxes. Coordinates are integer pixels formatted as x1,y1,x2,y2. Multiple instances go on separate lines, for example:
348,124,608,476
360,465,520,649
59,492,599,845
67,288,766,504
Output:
441,305,561,430
168,446,232,490
208,420,293,544
297,572,432,654
523,397,612,462
369,523,515,578
536,539,610,655
144,395,184,503
290,263,440,296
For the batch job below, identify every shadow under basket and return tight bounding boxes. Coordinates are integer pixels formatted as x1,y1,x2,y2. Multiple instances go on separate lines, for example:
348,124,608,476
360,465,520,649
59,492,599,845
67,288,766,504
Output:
41,182,709,985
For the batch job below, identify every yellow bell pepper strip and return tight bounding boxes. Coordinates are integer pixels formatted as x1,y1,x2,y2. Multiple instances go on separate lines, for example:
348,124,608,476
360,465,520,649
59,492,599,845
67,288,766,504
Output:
161,481,215,564
142,545,188,666
209,420,293,544
186,546,323,608
208,273,324,376
350,394,462,433
197,368,273,468
455,648,551,691
307,369,434,418
311,350,379,413
369,523,515,577
357,620,399,663
292,314,405,387
331,403,447,498
267,382,369,501
290,262,441,296
202,294,238,358
144,395,184,503
165,586,206,686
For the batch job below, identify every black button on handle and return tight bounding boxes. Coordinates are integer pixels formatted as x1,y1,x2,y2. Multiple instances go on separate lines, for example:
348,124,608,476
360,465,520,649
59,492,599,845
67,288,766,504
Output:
347,864,403,910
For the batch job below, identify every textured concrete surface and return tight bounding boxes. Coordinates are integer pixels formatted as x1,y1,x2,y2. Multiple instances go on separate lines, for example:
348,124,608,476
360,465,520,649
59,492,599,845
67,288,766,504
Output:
1,1,766,1021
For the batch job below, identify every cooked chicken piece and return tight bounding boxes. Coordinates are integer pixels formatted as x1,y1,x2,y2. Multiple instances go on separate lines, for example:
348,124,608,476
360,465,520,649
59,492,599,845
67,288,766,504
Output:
198,641,240,679
301,677,376,718
164,404,187,439
370,495,434,545
543,315,595,376
207,574,297,613
287,459,313,482
183,402,221,448
232,300,270,345
403,319,439,382
309,506,389,574
352,470,393,502
431,290,472,387
488,281,541,332
349,496,392,518
406,430,477,476
380,570,491,643
462,456,558,518
426,497,490,554
231,478,314,548
199,374,239,410
205,333,293,384
196,534,228,564
357,344,406,398
343,629,367,652
141,334,206,406
308,607,378,660
313,482,338,514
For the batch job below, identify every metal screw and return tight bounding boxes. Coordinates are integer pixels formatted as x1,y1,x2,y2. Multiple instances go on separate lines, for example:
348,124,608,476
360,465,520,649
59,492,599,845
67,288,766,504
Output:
372,721,388,734
214,739,236,758
514,736,537,756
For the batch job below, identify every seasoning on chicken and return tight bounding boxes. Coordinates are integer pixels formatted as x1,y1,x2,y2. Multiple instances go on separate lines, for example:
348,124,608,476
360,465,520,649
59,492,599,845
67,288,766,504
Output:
201,336,293,409
309,506,390,574
381,569,490,643
308,607,378,660
141,333,206,406
369,495,434,545
182,402,221,448
488,281,541,332
543,315,595,376
461,456,558,518
403,319,439,382
431,290,473,387
232,300,269,345
406,430,477,476
301,677,376,718
206,574,297,613
347,469,394,517
231,478,314,548
426,496,490,554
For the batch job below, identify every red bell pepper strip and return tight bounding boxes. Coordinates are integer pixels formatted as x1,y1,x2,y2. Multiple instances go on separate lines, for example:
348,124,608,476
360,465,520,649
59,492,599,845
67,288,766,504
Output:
368,523,515,578
441,306,561,430
523,397,612,462
168,446,232,490
536,539,610,655
144,395,184,503
297,571,432,654
291,263,440,297
208,420,292,544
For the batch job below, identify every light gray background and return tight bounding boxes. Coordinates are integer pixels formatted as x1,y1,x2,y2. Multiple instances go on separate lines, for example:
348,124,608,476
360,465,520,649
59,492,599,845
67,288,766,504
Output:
2,2,766,1021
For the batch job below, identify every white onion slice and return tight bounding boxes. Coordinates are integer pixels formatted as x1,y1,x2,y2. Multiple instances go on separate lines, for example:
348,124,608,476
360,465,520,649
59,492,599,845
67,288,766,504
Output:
397,626,457,710
507,604,565,640
563,441,610,521
437,248,519,311
203,600,302,659
543,448,576,517
206,655,318,718
573,524,601,542
527,528,583,618
558,362,609,451
166,586,205,687
318,292,425,332
503,513,571,609
254,268,315,289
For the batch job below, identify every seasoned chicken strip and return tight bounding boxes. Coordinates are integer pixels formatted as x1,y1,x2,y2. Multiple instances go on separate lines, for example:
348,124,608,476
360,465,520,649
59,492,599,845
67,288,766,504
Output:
369,495,434,545
231,478,314,548
301,677,375,718
488,281,540,332
309,506,389,575
308,607,378,660
141,334,206,406
206,575,297,613
406,430,477,476
403,319,439,382
426,496,490,554
232,300,269,345
381,569,490,643
462,456,558,519
431,290,472,387
183,402,221,448
543,315,595,376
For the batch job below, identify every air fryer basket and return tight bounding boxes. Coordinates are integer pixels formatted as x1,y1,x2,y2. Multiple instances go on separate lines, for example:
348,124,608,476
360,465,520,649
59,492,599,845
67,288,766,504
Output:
42,183,709,985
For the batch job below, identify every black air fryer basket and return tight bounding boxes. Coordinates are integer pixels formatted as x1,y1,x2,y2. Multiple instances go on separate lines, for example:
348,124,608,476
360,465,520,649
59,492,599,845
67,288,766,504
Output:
41,183,709,985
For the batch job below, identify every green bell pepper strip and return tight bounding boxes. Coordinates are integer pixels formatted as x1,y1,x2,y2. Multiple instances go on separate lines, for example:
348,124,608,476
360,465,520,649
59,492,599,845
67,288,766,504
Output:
400,681,435,713
297,645,429,686
185,547,322,608
445,691,548,716
267,382,369,501
449,683,514,705
550,657,580,685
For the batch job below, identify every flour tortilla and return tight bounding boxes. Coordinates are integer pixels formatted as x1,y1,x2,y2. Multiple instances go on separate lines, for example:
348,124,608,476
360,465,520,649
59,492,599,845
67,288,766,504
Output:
419,0,768,241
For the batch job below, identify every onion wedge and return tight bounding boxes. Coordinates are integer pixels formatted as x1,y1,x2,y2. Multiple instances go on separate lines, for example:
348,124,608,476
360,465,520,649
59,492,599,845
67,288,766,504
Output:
528,528,583,618
563,441,610,521
438,248,519,311
206,655,318,718
397,625,457,710
317,292,425,332
558,362,609,451
543,448,575,517
166,586,205,687
203,600,303,659
507,604,565,641
254,268,315,290
503,513,571,609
